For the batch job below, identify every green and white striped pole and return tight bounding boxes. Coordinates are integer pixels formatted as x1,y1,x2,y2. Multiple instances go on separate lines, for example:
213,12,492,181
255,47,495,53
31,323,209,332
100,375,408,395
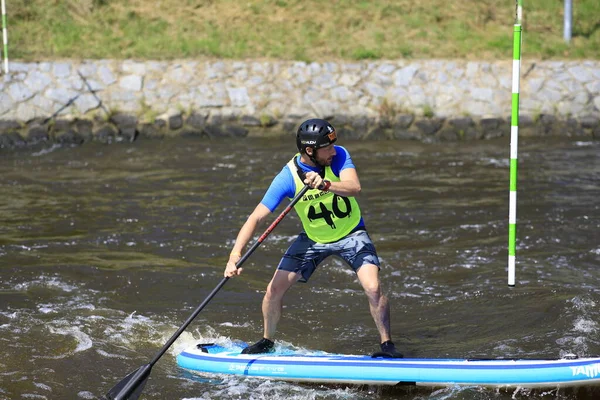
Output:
508,0,523,287
1,0,7,74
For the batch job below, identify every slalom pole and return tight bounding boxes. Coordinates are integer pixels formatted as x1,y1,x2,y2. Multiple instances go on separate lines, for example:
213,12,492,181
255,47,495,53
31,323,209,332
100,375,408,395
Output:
1,0,7,74
508,0,523,287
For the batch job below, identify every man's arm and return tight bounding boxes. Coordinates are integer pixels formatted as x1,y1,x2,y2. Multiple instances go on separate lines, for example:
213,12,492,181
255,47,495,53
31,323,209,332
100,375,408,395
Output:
224,203,272,277
304,167,361,197
224,166,292,277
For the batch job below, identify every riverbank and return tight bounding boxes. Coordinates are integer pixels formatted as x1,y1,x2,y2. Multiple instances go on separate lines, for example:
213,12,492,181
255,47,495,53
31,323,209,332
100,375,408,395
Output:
0,59,599,150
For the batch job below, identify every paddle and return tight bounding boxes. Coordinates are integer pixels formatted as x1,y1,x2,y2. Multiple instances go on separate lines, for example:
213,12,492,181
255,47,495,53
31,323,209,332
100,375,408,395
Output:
103,184,310,400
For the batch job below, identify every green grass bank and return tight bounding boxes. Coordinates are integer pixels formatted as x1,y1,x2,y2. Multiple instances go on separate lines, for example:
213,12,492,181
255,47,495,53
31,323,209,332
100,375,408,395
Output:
7,0,600,62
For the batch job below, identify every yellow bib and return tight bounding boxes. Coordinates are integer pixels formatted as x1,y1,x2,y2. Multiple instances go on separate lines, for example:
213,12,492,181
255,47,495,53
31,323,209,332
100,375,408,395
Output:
286,156,361,243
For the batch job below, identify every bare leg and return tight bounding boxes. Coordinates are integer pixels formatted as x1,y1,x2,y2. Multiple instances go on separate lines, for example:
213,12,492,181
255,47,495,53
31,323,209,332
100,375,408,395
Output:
262,269,300,339
356,264,391,343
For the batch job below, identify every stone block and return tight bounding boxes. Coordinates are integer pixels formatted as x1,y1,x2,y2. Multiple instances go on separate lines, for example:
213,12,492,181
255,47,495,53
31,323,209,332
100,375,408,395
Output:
415,118,443,136
94,125,118,144
449,117,475,130
580,115,600,129
120,127,138,142
186,113,208,129
51,119,72,134
119,75,143,91
394,114,415,129
169,115,183,130
480,118,501,131
436,127,459,141
56,129,85,145
0,132,26,148
110,113,137,129
0,120,22,133
565,118,586,137
518,115,535,127
74,119,94,139
139,123,164,139
28,125,50,144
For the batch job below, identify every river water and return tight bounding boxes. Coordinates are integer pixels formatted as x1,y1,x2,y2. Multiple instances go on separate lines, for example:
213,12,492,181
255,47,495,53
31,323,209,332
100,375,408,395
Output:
0,136,599,400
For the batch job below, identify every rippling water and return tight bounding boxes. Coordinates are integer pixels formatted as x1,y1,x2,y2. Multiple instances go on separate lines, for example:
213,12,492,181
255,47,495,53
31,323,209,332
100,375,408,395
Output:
0,136,599,399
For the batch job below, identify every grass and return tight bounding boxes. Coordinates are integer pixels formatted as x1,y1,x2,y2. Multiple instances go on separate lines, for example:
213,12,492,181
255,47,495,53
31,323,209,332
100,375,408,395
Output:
6,0,600,61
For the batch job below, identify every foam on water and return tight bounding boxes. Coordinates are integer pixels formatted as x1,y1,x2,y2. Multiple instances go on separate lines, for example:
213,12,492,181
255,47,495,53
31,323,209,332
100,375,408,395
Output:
219,321,252,328
574,318,598,334
553,296,600,357
480,157,510,168
452,250,495,270
32,143,62,156
11,274,78,293
96,349,130,359
181,370,365,400
101,311,166,348
570,299,599,355
48,325,93,354
33,383,51,392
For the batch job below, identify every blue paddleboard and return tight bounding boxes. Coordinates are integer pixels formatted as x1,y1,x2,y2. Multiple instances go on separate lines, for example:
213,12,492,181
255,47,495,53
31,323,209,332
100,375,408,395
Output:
177,343,600,388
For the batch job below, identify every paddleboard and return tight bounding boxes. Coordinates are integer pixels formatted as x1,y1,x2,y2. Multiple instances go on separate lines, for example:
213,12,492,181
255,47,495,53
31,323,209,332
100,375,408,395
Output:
177,342,600,388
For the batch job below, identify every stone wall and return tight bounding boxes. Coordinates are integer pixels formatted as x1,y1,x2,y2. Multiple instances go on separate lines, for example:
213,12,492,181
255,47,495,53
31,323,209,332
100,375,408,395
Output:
1,59,599,149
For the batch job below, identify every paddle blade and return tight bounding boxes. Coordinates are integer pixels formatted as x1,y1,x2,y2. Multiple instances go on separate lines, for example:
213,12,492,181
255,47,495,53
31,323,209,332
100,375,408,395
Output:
103,363,152,400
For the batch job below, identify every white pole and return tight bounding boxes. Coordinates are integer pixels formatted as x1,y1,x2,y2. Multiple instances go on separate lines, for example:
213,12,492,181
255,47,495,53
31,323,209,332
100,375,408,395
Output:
1,0,8,74
564,0,572,44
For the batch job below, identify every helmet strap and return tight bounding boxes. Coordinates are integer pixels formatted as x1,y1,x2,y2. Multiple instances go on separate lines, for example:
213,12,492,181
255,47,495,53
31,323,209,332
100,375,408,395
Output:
306,147,321,167
300,149,326,177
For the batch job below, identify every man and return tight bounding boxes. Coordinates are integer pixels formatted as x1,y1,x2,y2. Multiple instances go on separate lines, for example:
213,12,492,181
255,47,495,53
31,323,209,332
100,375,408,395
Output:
224,118,402,358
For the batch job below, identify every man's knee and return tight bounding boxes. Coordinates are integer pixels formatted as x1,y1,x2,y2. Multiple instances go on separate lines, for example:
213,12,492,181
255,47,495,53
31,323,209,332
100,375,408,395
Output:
357,265,382,294
265,278,294,300
265,283,281,300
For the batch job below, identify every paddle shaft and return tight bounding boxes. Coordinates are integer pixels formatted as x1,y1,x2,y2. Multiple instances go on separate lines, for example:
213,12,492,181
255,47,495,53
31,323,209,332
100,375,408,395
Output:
150,184,309,364
106,184,310,400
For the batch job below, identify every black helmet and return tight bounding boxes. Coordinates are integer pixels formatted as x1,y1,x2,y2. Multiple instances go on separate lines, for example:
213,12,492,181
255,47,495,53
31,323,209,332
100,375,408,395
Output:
296,119,337,155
